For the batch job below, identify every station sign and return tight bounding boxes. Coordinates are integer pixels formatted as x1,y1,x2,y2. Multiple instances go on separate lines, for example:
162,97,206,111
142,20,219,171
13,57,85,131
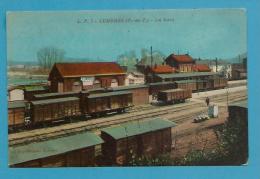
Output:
81,76,94,86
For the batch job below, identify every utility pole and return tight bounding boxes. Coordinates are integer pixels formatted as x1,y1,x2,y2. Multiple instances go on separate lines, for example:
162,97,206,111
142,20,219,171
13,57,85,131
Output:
215,58,218,72
150,46,153,67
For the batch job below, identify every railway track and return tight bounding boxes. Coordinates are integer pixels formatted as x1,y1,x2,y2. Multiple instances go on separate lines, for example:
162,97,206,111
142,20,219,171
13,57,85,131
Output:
9,101,202,145
9,89,247,146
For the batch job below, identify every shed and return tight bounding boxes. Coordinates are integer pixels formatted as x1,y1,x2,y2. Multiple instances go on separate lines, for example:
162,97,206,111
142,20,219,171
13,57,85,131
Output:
101,118,176,165
10,131,104,167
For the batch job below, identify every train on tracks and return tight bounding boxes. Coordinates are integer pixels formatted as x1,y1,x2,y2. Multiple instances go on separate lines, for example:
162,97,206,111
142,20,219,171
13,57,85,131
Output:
8,90,133,130
8,77,227,130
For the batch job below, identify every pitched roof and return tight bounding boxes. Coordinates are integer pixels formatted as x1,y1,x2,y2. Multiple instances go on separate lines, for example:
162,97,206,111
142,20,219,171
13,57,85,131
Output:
166,54,194,63
150,65,175,73
52,62,126,77
9,131,103,165
193,64,211,72
101,118,176,140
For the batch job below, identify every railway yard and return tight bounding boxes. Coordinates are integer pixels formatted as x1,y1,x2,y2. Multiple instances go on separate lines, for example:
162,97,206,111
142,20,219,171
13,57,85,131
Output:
8,65,248,167
9,82,247,157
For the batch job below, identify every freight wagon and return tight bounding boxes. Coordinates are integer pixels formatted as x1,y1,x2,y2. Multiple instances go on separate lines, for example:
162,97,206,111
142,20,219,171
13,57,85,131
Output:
100,118,176,166
8,101,27,129
148,82,175,99
209,77,227,89
157,88,192,104
174,80,197,92
9,131,103,167
30,97,81,125
111,84,149,106
81,91,133,117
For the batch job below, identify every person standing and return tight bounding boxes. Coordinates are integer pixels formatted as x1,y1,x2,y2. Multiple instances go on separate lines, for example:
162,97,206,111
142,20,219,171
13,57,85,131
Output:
205,97,210,106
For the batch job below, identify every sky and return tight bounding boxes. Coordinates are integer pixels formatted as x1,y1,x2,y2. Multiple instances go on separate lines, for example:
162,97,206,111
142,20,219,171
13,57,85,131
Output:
7,9,247,62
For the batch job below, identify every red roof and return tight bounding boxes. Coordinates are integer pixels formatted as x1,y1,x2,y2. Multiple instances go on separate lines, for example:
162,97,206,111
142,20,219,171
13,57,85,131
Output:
150,65,175,74
167,54,194,63
193,64,211,72
52,62,126,77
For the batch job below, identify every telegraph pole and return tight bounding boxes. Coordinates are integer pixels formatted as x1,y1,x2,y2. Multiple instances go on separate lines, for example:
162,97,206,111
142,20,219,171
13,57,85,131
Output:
150,46,153,67
215,58,218,72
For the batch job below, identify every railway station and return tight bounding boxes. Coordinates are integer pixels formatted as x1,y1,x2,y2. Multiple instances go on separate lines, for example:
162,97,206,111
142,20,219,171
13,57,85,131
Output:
8,55,248,167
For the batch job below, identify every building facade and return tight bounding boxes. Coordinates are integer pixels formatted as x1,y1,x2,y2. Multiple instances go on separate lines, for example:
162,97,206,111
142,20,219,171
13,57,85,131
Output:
165,54,195,72
125,72,145,86
48,62,126,93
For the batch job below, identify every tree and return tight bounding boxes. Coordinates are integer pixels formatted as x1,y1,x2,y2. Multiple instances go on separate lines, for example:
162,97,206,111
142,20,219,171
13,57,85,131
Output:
116,50,137,69
139,48,165,66
37,47,65,69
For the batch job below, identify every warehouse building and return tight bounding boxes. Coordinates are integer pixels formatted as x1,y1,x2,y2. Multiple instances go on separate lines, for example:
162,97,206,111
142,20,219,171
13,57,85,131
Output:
48,62,126,92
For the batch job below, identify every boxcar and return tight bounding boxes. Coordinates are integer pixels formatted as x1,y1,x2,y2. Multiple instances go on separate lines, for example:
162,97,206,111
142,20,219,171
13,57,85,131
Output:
112,84,149,106
196,80,210,91
30,97,81,124
8,101,27,128
148,82,175,98
81,91,132,116
9,131,104,167
174,80,197,92
157,88,192,104
100,118,176,166
211,77,227,89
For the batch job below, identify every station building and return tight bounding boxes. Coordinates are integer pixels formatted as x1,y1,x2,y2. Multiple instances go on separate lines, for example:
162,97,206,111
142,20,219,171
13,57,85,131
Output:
165,53,195,72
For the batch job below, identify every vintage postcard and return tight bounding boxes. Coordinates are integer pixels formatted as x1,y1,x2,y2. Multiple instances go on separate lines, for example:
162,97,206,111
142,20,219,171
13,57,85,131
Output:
7,9,247,167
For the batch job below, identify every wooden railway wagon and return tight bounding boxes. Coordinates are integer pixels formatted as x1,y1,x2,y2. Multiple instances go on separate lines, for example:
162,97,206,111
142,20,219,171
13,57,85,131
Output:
100,118,176,166
210,77,227,89
30,97,81,124
112,84,149,106
196,80,210,91
174,80,197,92
148,82,175,98
8,101,27,128
9,131,104,167
157,88,192,104
81,91,133,117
